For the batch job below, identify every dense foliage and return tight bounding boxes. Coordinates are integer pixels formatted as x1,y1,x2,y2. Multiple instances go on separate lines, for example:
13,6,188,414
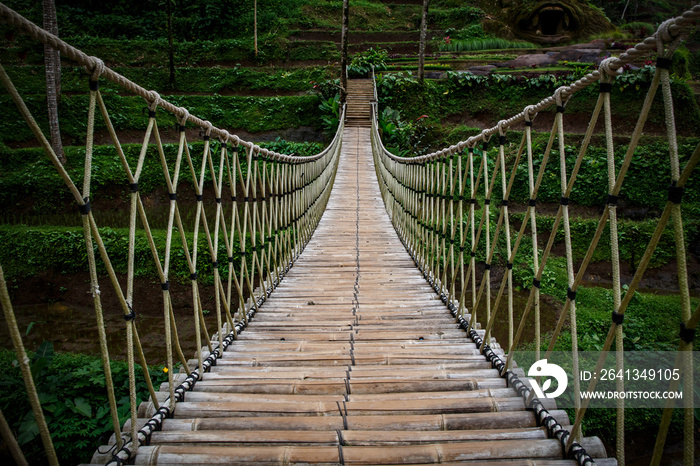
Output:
0,346,169,464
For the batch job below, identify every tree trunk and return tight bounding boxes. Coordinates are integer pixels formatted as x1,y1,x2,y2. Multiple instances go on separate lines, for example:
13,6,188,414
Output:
167,0,175,87
43,0,65,164
254,0,258,57
418,0,430,84
340,0,349,102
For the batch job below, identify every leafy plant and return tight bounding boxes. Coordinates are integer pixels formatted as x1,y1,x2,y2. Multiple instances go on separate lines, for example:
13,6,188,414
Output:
348,47,389,78
0,347,170,464
318,94,340,135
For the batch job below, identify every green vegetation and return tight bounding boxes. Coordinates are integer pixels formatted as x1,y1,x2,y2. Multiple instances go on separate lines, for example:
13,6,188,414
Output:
374,67,700,156
0,346,169,464
439,38,536,52
348,47,388,78
0,94,322,145
1,65,336,95
0,224,248,285
0,140,324,217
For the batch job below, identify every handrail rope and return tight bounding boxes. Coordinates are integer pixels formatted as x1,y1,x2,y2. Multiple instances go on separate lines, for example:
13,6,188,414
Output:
0,2,335,164
0,8,348,461
369,8,700,462
369,107,596,464
104,109,346,465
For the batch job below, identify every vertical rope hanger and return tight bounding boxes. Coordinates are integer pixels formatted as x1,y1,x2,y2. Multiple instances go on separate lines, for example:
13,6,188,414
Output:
654,21,694,466
553,86,581,423
497,121,514,349
0,262,58,466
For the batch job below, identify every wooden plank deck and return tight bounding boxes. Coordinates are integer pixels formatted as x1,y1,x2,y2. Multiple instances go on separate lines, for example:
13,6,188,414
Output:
98,82,614,465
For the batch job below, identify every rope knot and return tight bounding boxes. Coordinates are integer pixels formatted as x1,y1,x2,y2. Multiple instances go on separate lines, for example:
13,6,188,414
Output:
497,120,507,136
177,107,190,127
554,86,569,108
598,57,621,82
202,120,213,137
657,18,676,44
219,130,231,144
148,91,161,111
524,105,538,124
88,56,105,81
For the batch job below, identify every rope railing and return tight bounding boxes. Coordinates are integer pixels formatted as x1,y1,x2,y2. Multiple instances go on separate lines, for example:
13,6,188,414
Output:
370,5,700,465
0,4,345,464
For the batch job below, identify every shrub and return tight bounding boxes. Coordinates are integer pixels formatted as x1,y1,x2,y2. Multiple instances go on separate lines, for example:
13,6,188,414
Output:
0,346,169,464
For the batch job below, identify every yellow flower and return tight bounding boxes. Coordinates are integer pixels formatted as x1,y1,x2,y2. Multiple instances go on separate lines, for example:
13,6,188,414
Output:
163,367,169,373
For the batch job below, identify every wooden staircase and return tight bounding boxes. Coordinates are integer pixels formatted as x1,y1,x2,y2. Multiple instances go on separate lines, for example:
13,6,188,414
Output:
92,107,615,466
345,79,374,128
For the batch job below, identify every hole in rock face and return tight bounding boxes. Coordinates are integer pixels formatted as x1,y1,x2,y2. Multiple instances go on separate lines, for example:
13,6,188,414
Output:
539,8,566,35
515,2,580,43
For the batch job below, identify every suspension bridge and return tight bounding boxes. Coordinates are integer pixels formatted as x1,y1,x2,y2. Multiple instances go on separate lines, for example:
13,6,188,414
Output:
0,3,699,465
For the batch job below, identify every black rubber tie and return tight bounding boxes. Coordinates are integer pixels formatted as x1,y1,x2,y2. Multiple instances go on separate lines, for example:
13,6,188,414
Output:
560,196,569,206
612,311,624,325
129,183,139,193
606,194,618,206
668,184,684,204
567,287,577,301
679,322,695,344
123,304,136,321
79,199,91,215
89,79,99,91
656,57,672,70
599,82,613,93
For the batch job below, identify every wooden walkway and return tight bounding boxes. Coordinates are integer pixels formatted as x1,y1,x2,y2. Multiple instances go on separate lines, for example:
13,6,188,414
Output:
104,83,614,465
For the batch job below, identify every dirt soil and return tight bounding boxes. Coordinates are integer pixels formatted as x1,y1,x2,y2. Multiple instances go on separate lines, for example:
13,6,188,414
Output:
1,271,222,366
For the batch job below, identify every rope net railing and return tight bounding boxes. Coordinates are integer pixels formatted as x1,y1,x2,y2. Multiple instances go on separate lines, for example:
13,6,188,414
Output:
371,6,700,466
0,4,345,465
